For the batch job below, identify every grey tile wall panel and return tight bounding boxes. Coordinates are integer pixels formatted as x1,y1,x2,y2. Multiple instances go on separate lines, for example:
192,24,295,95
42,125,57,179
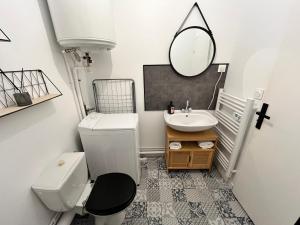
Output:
143,64,228,111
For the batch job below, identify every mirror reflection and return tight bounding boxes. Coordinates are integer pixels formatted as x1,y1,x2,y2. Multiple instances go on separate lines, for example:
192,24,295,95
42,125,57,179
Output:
169,27,216,77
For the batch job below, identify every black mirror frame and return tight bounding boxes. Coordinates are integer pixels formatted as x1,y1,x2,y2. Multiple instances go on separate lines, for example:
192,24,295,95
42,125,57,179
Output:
169,25,217,77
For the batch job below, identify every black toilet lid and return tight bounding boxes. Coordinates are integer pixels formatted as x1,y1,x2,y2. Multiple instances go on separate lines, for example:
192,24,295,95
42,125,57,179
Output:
85,173,136,216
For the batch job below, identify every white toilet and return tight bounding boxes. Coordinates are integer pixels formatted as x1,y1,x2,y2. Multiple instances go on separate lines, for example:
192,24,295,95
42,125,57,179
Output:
32,152,136,225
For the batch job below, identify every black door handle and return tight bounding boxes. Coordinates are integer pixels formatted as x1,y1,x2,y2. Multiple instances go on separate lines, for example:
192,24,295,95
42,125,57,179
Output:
256,103,270,129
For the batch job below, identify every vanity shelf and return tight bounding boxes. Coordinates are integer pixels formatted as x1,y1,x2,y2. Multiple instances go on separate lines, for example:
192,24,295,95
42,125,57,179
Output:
165,127,218,171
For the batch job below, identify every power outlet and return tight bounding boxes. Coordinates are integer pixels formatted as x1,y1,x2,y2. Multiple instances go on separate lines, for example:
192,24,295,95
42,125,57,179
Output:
254,88,264,100
233,112,242,122
218,64,227,73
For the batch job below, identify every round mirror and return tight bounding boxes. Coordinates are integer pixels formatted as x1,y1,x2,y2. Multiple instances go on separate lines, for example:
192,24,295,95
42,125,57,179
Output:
169,26,216,77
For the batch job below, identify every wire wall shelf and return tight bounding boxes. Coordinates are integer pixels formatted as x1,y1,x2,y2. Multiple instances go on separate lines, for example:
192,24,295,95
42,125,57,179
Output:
0,69,62,118
93,79,136,114
0,28,11,42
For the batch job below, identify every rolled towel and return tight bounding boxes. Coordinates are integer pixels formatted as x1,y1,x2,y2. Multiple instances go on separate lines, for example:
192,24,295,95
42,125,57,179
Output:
169,142,182,150
198,141,214,149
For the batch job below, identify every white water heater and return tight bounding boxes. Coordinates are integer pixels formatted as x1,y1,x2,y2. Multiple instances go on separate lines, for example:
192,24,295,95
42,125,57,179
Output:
47,0,116,50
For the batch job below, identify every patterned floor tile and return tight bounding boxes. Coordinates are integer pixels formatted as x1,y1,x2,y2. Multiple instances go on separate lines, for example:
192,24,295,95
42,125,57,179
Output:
141,167,148,177
147,202,162,218
207,217,226,225
147,178,159,189
239,217,254,225
159,170,170,179
71,157,253,225
224,217,249,225
191,217,209,225
202,200,221,221
135,189,147,202
147,159,159,169
172,189,187,202
171,178,184,189
193,176,208,189
190,171,204,179
173,202,191,218
159,178,172,189
148,217,163,225
160,188,173,202
148,169,159,179
162,202,176,217
126,202,147,218
123,218,148,225
147,188,160,202
185,189,202,202
212,189,236,202
206,169,220,178
205,177,224,190
139,173,148,190
158,159,167,170
198,189,214,203
162,217,180,225
177,218,193,225
169,171,192,180
183,178,196,189
169,171,182,178
188,202,206,218
228,201,248,218
133,218,148,225
215,201,236,219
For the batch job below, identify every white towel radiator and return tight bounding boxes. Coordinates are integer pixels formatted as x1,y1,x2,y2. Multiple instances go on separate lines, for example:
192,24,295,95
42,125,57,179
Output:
214,89,255,180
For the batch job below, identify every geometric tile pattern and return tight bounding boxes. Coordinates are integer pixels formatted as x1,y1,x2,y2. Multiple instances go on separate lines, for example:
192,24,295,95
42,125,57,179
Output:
71,157,254,225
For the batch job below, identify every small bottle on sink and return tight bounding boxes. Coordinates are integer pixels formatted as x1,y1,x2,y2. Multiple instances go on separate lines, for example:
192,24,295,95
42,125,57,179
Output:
168,101,175,114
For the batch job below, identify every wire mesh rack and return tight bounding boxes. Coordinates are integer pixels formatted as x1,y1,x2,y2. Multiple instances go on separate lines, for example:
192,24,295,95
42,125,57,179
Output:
0,69,62,117
93,79,136,113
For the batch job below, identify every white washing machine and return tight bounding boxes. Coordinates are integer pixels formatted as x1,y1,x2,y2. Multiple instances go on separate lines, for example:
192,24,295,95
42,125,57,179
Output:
78,112,140,184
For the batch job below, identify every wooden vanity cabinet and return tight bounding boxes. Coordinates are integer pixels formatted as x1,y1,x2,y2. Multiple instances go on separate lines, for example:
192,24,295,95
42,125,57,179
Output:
165,127,218,171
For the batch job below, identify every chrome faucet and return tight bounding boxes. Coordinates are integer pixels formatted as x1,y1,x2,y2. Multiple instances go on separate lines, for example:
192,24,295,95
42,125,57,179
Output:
182,100,192,113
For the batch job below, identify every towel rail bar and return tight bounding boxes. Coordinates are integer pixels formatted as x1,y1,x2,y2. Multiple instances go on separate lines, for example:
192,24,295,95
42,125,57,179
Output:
219,99,244,114
222,91,247,103
215,127,234,146
216,110,240,127
220,95,246,107
217,138,233,154
216,147,229,169
216,113,239,134
215,89,255,180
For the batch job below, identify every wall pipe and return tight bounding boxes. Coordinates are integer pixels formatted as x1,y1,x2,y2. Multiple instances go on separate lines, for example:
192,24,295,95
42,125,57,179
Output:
62,50,84,120
71,67,86,118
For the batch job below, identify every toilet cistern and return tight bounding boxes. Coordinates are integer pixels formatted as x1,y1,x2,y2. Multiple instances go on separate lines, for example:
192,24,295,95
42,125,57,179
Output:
31,152,136,225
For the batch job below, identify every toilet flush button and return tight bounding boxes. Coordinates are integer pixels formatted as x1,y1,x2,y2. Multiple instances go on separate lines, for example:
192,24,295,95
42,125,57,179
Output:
58,160,65,166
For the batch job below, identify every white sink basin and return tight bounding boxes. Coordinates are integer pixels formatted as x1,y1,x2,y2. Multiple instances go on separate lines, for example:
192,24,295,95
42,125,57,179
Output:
164,110,218,132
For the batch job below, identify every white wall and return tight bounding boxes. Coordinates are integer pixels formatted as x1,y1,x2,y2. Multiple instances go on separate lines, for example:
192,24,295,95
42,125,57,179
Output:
224,1,293,99
81,0,242,149
0,0,80,225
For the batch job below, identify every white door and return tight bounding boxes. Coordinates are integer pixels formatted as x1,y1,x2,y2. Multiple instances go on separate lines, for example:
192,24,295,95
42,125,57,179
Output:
233,4,300,225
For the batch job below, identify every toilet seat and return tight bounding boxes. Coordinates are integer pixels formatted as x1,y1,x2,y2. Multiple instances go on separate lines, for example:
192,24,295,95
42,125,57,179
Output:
85,173,136,216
